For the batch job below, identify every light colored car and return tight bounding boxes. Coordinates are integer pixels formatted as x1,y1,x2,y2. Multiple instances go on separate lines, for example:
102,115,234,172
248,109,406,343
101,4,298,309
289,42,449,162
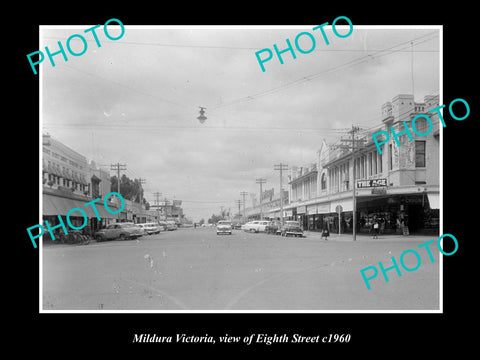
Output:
216,220,232,235
157,221,167,231
137,222,161,235
94,222,144,241
241,220,269,233
165,221,178,231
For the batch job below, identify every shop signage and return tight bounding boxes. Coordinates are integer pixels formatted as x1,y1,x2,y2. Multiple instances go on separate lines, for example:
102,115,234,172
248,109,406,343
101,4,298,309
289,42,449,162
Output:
357,178,387,188
317,203,330,214
297,206,306,214
371,188,387,195
307,205,317,215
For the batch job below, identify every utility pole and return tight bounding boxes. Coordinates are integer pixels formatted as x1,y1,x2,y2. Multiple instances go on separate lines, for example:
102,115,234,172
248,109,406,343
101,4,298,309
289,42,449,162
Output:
338,126,365,241
240,191,248,223
110,163,127,207
236,200,242,219
274,163,288,225
255,178,266,220
153,192,161,223
164,197,170,221
137,178,146,222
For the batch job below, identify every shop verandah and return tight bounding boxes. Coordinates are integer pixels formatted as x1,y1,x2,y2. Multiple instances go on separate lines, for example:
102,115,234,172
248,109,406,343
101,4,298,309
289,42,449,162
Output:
280,192,439,236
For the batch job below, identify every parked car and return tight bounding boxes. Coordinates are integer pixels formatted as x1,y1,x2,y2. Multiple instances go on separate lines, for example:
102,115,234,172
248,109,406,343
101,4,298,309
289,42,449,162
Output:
241,220,269,233
231,220,243,229
94,222,145,241
265,220,282,235
165,221,178,231
137,222,161,235
216,220,232,235
280,221,304,237
157,221,168,231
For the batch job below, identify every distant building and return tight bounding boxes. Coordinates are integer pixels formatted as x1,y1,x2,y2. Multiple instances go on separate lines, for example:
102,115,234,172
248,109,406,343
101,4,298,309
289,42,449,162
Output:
245,189,289,220
150,200,185,224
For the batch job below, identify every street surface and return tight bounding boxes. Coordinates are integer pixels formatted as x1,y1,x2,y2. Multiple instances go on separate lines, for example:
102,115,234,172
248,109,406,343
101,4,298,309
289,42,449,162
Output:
42,227,440,311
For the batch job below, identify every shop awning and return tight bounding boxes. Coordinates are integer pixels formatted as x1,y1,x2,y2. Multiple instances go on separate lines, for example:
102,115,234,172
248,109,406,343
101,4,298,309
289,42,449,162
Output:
427,193,440,209
43,193,118,219
43,193,73,216
330,199,353,213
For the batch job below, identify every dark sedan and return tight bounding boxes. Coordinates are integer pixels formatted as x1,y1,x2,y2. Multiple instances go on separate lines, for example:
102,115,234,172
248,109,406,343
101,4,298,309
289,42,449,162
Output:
280,221,304,237
265,220,282,235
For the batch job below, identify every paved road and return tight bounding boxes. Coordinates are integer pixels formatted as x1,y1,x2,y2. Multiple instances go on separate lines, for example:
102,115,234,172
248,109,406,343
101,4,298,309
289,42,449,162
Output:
42,227,440,311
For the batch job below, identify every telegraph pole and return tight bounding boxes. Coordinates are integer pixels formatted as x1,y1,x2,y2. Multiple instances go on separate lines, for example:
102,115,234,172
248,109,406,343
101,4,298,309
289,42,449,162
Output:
255,178,266,220
110,163,127,208
274,163,288,225
338,126,365,241
138,178,146,204
153,192,162,223
236,199,242,219
240,191,248,223
137,178,146,222
110,163,127,195
164,197,170,221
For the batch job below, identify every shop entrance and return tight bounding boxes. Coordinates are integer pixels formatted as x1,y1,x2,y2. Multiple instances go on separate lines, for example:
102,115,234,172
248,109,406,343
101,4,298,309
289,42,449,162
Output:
407,204,424,233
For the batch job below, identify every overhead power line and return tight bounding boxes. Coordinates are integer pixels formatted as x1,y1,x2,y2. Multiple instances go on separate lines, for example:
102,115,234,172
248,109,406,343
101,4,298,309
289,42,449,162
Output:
42,36,439,53
209,32,438,111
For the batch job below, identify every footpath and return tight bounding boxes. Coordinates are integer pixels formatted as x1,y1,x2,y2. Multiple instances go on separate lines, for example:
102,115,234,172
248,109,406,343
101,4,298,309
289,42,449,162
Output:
304,231,438,243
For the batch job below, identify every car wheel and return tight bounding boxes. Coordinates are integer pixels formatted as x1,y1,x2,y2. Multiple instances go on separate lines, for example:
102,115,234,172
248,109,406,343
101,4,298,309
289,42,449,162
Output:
95,235,103,242
119,234,126,240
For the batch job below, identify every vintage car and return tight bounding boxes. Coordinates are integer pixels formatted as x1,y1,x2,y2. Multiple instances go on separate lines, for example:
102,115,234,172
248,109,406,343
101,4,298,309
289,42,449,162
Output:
94,222,145,241
216,220,233,235
137,222,161,235
265,220,282,235
241,220,269,233
165,221,178,231
280,221,304,237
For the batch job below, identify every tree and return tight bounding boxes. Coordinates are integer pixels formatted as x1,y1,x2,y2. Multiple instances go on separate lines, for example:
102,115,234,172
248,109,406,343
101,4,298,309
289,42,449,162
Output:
208,214,223,224
198,218,205,226
110,174,144,202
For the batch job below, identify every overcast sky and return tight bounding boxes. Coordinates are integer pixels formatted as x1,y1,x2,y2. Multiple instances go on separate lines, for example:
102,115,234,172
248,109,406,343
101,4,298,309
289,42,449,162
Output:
41,25,440,222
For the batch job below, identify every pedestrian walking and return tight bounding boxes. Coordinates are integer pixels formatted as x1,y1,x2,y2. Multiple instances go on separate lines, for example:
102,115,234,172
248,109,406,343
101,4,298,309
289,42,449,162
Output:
372,219,379,239
321,227,330,241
